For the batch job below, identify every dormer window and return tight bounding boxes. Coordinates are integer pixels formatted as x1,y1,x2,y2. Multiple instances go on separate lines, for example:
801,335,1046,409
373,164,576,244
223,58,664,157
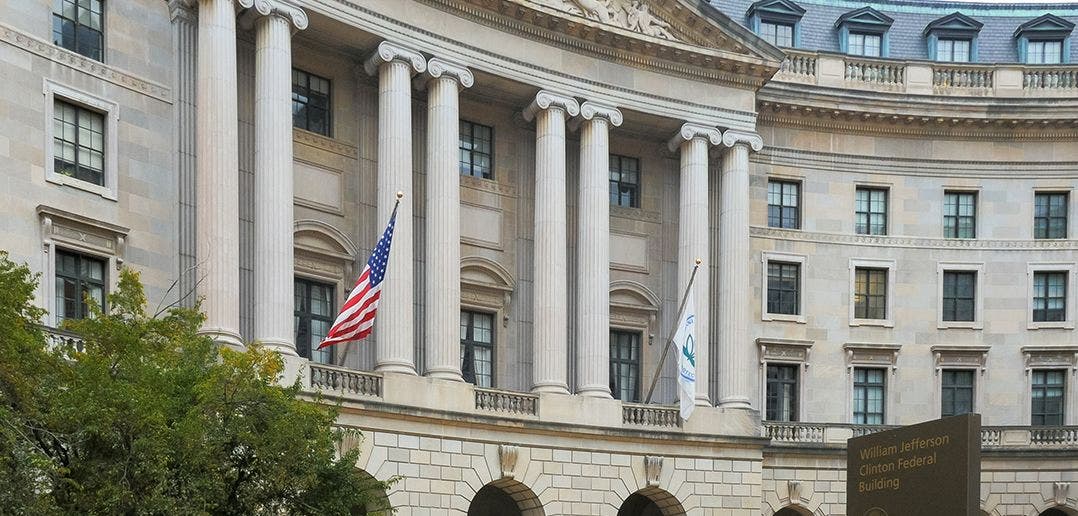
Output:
747,0,805,48
836,7,894,58
924,12,982,63
1015,14,1074,64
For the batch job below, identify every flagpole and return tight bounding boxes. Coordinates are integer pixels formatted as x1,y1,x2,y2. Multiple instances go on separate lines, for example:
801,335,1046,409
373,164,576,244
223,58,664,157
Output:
643,258,701,404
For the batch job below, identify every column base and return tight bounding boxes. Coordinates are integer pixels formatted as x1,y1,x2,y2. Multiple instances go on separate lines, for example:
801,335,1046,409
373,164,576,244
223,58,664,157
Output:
694,393,712,407
375,361,418,376
717,396,753,410
426,368,464,382
577,386,613,398
259,338,298,356
531,382,570,395
199,328,244,351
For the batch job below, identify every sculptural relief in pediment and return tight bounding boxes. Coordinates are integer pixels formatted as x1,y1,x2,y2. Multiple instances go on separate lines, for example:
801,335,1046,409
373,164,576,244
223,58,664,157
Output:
533,0,680,41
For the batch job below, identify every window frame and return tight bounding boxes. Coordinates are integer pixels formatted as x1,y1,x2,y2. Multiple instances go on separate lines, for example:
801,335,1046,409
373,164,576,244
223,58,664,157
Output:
609,328,642,402
53,249,107,324
767,178,801,230
460,309,496,388
1027,263,1076,330
459,119,494,180
608,154,641,209
852,367,887,425
854,186,888,236
765,363,800,422
52,0,105,62
1034,191,1069,240
848,32,883,57
936,38,972,63
940,369,976,418
761,252,806,323
291,68,332,137
849,258,895,327
294,276,336,365
43,80,119,200
936,262,984,329
943,190,977,239
1031,369,1067,426
760,20,795,47
1027,39,1064,65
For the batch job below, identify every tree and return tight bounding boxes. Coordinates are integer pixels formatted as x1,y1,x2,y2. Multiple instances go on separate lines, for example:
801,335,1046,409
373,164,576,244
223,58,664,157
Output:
0,252,391,515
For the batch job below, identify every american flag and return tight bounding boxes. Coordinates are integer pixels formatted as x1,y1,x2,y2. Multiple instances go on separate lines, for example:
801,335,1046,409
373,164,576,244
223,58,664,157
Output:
318,202,398,350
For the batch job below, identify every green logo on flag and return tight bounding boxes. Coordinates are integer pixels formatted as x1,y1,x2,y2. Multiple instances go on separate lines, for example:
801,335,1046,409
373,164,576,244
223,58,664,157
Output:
682,335,696,367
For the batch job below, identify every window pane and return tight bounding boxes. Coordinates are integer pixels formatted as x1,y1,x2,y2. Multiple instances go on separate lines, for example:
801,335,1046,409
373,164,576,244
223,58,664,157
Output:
291,69,332,136
459,120,495,180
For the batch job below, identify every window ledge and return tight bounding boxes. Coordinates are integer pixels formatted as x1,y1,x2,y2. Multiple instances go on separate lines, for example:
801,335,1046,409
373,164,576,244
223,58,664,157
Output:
850,318,894,328
1028,321,1075,330
45,173,117,201
763,313,807,324
938,321,983,330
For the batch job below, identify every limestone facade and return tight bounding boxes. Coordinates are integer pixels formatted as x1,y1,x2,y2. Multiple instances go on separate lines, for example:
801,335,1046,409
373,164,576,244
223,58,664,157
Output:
3,0,1078,514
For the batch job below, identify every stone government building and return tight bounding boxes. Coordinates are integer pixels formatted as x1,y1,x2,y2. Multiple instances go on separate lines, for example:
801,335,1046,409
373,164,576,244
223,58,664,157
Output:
4,0,1078,512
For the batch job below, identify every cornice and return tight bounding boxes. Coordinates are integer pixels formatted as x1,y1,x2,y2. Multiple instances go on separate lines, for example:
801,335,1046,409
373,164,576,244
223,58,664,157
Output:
522,89,581,121
751,226,1078,251
363,40,427,76
0,22,171,103
753,146,1078,179
667,122,722,151
426,57,474,89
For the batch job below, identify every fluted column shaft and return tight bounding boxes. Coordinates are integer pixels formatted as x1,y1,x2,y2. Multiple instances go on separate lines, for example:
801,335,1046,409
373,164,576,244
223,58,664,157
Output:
718,130,763,409
196,0,241,347
525,91,579,395
423,59,473,381
253,8,305,355
365,42,426,375
575,102,622,398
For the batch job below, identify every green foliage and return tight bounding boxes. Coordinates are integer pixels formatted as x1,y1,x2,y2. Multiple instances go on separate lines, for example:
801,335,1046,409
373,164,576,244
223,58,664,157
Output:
0,252,391,515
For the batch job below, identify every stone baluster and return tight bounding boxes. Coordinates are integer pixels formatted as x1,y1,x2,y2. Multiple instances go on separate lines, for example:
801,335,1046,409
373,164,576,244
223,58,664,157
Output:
523,90,580,395
250,0,308,355
717,129,763,409
421,58,474,381
666,123,722,407
574,101,623,398
363,41,426,374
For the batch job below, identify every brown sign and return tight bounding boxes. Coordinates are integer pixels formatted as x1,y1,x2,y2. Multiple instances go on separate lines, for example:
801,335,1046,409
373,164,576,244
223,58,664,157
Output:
847,413,981,516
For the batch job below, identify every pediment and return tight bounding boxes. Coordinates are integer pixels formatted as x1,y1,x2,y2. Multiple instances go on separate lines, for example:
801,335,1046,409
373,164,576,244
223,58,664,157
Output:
747,0,806,21
434,0,784,87
835,6,894,29
923,12,983,36
1015,14,1075,38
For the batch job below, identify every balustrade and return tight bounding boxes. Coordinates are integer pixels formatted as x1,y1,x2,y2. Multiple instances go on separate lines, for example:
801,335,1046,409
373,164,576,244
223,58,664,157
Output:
622,403,680,428
933,66,993,89
309,363,383,398
844,59,905,86
1024,67,1078,90
474,387,539,416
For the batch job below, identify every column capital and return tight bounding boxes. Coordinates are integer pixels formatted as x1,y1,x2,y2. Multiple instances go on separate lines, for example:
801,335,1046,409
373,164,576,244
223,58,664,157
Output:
666,122,721,152
522,89,580,122
425,57,474,89
167,0,196,23
721,129,764,152
238,0,308,30
364,41,427,76
579,101,623,127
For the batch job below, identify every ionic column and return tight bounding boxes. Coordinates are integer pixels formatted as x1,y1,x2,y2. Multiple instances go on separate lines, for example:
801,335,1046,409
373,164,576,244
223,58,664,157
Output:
523,90,580,395
363,42,426,374
717,129,763,409
251,2,307,355
574,101,622,398
421,58,474,381
195,0,242,348
667,123,722,407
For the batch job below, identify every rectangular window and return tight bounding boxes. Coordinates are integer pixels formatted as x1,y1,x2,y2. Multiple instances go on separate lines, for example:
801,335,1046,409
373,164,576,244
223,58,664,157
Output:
1033,271,1068,323
766,364,799,421
460,310,494,387
53,0,103,61
292,69,331,136
944,191,976,238
937,38,971,62
942,271,977,322
1032,369,1065,426
609,330,641,402
1028,40,1063,65
848,32,881,57
53,99,105,187
941,369,975,417
1035,192,1068,239
294,278,334,364
854,268,888,320
54,249,106,323
609,154,640,208
855,187,888,235
760,21,794,47
853,368,886,424
767,180,800,229
459,120,493,179
767,261,801,316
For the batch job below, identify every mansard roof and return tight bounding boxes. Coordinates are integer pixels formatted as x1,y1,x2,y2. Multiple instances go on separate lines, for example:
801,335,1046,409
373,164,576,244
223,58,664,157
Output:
923,12,984,36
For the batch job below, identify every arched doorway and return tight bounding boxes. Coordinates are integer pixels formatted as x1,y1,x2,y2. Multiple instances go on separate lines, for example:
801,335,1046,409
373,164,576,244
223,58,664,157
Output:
350,469,391,516
468,478,544,516
617,487,686,516
775,507,812,516
1040,509,1078,516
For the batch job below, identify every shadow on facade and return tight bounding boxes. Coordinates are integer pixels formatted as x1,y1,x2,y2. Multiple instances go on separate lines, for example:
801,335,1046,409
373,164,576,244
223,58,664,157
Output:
351,469,391,516
467,478,544,516
617,487,687,516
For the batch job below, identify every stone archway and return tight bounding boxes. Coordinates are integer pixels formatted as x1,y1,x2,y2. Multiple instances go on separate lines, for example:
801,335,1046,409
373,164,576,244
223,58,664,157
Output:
617,487,687,516
468,478,544,516
350,469,391,516
1040,508,1078,516
775,506,813,516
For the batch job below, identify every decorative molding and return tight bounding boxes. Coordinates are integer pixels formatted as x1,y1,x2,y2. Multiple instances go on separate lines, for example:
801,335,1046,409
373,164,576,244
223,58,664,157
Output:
531,0,679,41
363,40,427,76
721,128,764,152
460,175,518,197
498,444,519,479
754,146,1078,179
426,57,475,88
0,22,171,103
757,338,813,368
579,100,623,126
1021,346,1078,373
523,89,581,121
610,205,662,224
1053,482,1071,506
643,455,662,487
37,205,128,263
844,342,901,373
931,345,990,375
167,0,197,23
293,128,358,159
666,122,721,152
252,0,308,29
751,226,1078,251
461,256,515,325
787,480,804,506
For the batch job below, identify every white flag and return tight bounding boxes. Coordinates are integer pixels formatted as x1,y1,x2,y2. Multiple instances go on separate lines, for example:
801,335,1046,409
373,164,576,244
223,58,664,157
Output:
672,284,697,420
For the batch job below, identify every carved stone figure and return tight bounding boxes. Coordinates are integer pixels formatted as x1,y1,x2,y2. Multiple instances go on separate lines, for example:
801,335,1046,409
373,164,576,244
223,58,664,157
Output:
533,0,679,41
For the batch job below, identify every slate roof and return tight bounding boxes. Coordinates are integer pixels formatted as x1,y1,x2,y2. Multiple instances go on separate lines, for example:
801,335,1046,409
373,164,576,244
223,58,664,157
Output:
708,0,1078,63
